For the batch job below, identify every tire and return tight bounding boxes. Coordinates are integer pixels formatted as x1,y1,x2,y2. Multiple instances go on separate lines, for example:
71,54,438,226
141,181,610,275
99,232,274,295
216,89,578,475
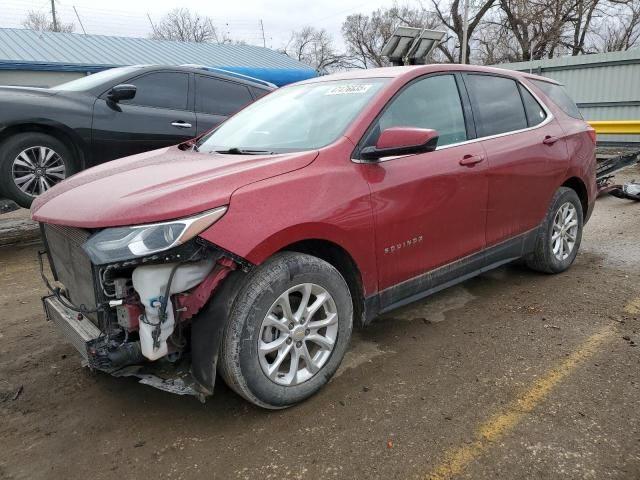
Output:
219,252,353,409
525,187,584,274
0,132,76,208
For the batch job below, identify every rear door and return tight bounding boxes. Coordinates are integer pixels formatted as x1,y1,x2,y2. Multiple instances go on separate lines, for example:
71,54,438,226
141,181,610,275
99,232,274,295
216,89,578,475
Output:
463,73,568,246
91,71,196,163
194,75,255,135
529,79,597,204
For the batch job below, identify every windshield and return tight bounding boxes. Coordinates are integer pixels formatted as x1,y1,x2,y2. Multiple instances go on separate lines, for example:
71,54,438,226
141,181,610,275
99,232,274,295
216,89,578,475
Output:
53,66,142,92
197,78,388,154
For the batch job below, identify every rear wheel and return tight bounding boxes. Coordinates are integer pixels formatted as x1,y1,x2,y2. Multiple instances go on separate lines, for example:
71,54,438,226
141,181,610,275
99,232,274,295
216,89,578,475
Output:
525,187,583,273
0,132,75,208
219,252,353,409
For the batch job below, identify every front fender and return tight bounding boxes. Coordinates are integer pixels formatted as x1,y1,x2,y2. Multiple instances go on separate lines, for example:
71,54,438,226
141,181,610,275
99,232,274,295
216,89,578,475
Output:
198,152,378,296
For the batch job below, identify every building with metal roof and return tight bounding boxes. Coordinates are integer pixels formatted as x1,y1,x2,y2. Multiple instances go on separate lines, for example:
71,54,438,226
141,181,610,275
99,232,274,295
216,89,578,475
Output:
496,49,640,144
0,28,316,87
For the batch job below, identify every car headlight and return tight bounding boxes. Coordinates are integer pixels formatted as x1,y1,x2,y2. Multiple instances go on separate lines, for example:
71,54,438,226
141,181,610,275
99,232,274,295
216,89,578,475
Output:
82,206,227,264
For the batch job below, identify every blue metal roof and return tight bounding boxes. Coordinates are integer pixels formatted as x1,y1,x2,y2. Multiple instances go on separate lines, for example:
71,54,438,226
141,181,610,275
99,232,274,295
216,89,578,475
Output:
0,28,316,86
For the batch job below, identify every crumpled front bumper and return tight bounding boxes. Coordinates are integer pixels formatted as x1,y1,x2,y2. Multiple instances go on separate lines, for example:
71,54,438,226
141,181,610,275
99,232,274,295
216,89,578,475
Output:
41,294,205,398
39,221,248,401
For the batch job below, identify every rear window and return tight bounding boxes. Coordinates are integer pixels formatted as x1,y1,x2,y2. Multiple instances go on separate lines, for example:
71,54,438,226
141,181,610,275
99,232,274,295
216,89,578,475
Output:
466,74,528,137
530,80,582,119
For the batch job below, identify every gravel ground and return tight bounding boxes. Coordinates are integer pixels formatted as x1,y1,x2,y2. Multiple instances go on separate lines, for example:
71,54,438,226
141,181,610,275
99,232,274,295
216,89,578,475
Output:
0,165,639,480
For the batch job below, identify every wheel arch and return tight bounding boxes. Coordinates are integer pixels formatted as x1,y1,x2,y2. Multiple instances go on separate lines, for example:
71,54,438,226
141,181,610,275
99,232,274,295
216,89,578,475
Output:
0,122,88,170
561,176,588,220
278,239,366,327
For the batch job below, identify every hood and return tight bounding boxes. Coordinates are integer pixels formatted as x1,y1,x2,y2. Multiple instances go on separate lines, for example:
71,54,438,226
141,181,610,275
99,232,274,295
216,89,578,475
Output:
32,146,318,228
0,86,57,98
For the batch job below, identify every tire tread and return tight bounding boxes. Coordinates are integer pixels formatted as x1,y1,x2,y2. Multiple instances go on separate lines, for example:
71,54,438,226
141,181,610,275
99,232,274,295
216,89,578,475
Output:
218,252,352,409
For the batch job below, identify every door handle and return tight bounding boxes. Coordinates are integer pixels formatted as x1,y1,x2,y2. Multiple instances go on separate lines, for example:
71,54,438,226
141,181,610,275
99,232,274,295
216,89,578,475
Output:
459,154,485,167
171,121,192,129
543,135,559,145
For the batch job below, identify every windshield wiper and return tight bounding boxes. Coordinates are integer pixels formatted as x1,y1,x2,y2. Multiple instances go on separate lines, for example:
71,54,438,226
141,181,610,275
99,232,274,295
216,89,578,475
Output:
214,147,274,155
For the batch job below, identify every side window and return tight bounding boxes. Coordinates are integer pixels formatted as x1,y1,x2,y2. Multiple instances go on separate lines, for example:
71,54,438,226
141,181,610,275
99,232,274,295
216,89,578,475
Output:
530,79,582,119
195,75,253,116
121,72,188,110
466,75,527,137
366,74,467,148
519,84,547,127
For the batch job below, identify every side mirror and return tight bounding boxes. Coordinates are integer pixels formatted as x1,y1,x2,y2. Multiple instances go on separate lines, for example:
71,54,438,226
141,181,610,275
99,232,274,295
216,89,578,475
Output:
107,84,137,102
361,127,439,161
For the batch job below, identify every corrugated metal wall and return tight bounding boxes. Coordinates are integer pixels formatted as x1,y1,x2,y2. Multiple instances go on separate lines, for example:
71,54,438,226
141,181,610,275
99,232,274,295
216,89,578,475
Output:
0,28,313,72
0,70,82,87
496,49,640,143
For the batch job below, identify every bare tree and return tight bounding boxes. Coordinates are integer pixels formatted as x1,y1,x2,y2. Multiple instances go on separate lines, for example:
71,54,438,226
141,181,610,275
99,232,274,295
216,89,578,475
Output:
594,0,640,51
335,0,639,68
475,19,522,64
23,10,74,33
431,0,497,63
567,0,603,55
341,5,440,68
151,8,227,43
494,0,580,61
284,27,347,73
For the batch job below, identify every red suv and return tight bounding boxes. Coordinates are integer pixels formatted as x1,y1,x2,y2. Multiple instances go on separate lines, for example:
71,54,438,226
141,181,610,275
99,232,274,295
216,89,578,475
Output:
33,65,596,408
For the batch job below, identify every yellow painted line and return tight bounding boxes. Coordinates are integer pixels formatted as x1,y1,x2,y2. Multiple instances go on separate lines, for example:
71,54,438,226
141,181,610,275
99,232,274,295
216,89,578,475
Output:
624,298,640,315
587,120,640,135
424,324,614,480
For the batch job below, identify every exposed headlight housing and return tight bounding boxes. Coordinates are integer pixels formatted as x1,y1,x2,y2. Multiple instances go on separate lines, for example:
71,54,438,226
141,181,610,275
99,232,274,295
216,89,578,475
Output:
82,206,227,264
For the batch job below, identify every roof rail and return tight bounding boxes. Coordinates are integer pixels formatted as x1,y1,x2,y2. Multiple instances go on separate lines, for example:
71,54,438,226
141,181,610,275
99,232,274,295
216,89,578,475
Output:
180,64,277,88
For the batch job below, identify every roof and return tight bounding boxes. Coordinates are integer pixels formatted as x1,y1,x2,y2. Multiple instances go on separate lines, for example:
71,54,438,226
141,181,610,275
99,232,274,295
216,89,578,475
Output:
296,63,552,84
0,28,315,86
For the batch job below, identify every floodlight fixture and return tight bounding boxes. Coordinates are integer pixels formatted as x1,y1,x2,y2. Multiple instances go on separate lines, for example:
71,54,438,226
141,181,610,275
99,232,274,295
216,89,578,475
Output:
382,27,446,66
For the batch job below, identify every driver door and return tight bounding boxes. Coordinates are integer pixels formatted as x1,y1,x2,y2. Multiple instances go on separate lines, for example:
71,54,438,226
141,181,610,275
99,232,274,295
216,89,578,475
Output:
358,73,488,303
91,71,196,164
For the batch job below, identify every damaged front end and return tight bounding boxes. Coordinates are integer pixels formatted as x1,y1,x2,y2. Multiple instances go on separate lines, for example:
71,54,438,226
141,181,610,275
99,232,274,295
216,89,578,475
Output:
38,211,248,401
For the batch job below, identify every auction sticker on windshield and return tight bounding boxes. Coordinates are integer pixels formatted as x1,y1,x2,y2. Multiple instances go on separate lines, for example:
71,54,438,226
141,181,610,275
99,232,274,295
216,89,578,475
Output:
325,84,373,95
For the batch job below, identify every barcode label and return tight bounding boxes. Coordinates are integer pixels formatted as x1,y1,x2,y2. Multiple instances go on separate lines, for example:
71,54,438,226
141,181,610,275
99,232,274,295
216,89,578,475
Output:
325,84,372,95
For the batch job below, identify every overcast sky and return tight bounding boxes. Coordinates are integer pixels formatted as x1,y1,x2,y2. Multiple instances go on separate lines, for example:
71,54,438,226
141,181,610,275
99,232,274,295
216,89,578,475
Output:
4,0,411,49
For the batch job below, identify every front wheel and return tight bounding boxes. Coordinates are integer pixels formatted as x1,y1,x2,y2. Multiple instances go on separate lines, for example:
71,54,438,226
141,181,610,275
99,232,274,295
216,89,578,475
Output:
525,187,584,273
219,252,353,409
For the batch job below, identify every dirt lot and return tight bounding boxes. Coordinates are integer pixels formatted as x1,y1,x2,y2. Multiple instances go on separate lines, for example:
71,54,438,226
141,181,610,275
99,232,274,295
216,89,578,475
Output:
1,166,639,480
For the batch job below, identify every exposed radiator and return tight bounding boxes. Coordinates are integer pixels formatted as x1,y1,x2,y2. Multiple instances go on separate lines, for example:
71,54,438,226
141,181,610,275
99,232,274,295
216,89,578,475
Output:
42,223,98,320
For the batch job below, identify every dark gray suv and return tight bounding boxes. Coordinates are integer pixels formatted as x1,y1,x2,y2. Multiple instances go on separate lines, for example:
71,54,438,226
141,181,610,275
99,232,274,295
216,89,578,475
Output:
0,64,274,207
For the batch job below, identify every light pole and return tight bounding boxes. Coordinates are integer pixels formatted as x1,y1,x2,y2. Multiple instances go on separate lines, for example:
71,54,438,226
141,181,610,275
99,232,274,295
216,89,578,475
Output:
461,0,470,64
51,0,58,31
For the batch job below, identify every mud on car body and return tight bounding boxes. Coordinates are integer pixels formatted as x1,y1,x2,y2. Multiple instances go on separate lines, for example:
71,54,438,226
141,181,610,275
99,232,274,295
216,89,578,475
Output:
32,64,596,408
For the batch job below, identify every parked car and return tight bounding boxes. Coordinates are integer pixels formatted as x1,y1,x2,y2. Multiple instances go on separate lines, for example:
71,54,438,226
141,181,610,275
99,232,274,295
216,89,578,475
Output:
32,65,596,408
0,65,274,208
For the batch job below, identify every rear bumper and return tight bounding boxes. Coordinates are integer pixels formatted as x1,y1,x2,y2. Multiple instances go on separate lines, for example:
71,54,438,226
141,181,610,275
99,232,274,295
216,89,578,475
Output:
42,295,100,361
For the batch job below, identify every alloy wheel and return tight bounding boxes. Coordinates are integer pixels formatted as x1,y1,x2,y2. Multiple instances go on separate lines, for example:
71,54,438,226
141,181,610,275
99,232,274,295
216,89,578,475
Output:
551,202,578,261
258,283,339,386
12,146,66,197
